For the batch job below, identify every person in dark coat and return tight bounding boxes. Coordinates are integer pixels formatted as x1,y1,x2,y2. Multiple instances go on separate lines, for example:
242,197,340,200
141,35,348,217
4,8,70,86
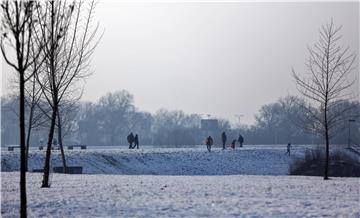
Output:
221,131,227,150
134,134,139,149
127,132,135,149
206,136,214,152
285,142,291,156
238,134,244,147
231,139,236,149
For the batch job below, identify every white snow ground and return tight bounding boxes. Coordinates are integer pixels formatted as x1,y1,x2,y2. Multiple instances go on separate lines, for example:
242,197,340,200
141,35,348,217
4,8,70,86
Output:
1,172,359,217
1,146,359,217
1,146,307,175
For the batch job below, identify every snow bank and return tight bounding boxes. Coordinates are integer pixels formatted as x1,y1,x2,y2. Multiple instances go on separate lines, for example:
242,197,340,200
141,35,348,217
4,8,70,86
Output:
1,172,359,217
1,146,305,175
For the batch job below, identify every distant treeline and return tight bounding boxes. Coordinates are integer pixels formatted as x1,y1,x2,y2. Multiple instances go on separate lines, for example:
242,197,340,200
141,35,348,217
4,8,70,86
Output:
2,90,359,147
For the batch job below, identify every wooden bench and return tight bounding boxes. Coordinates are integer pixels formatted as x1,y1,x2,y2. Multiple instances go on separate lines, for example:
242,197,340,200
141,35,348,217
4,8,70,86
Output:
51,146,60,150
7,146,20,151
53,166,83,174
32,167,83,174
67,145,87,150
38,146,61,150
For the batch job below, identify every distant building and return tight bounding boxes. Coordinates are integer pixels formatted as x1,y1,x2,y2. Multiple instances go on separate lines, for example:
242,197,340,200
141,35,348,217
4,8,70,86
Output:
201,119,219,132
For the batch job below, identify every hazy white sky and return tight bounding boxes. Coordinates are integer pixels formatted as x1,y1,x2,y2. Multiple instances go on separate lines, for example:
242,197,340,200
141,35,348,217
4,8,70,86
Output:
2,1,359,125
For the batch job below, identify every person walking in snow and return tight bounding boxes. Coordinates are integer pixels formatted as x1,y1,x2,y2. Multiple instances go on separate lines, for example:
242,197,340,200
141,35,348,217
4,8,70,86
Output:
127,132,135,149
134,134,139,149
206,136,214,152
285,142,291,156
238,134,244,147
39,139,44,150
221,131,227,150
231,139,236,149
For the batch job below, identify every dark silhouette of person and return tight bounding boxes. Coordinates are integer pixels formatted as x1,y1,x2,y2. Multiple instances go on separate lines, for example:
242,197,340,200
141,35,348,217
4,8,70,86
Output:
206,136,214,152
127,132,135,149
238,134,244,147
221,131,227,150
53,138,58,150
231,139,236,149
285,142,291,156
39,139,44,150
53,138,58,146
134,134,139,149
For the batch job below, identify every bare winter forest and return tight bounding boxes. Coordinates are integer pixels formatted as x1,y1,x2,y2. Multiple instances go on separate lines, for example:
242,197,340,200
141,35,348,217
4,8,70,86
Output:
1,1,359,217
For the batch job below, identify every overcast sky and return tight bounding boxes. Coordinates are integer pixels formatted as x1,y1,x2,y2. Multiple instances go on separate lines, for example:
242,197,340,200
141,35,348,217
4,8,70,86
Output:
2,1,359,125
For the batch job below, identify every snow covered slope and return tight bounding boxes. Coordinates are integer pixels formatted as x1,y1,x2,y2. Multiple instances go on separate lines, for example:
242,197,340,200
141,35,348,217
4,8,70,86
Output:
1,172,359,217
1,147,305,175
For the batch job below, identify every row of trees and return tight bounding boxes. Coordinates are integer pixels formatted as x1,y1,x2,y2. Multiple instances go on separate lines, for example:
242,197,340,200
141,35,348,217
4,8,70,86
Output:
3,92,359,147
1,0,101,216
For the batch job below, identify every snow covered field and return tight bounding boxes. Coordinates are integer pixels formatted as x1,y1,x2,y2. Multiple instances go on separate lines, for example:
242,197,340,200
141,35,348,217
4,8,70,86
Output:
1,172,359,217
2,146,359,217
1,146,307,175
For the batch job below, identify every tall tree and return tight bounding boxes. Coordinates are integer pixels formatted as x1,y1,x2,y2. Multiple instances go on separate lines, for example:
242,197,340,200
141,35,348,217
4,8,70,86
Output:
56,96,81,171
24,74,45,171
255,102,282,144
292,20,356,180
1,1,44,216
23,40,49,171
97,90,135,145
152,109,201,145
8,72,47,172
78,102,100,146
35,0,101,187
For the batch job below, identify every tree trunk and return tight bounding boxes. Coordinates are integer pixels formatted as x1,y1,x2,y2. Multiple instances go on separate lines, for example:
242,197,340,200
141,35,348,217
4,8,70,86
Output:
41,108,57,188
324,93,329,180
57,111,67,173
41,0,57,188
25,106,34,172
19,72,27,218
324,113,329,180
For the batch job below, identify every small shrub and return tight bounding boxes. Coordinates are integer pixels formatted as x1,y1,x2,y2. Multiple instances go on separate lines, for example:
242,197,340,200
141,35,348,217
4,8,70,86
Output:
290,147,360,177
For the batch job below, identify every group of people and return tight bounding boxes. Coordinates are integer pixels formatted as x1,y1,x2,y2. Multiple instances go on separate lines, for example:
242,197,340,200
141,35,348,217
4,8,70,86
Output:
126,131,292,155
221,132,244,149
206,132,292,155
127,132,139,149
205,132,244,152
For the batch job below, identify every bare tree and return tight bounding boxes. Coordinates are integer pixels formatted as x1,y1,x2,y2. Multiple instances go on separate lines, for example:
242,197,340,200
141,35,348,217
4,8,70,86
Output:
23,40,51,171
33,90,81,173
97,90,135,145
292,19,356,180
56,93,82,172
24,74,45,171
34,0,101,187
0,1,45,216
7,42,48,172
8,72,47,172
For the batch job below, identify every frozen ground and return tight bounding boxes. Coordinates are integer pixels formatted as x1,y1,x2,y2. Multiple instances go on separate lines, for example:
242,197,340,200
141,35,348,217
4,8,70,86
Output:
2,146,359,217
1,146,308,175
1,172,359,217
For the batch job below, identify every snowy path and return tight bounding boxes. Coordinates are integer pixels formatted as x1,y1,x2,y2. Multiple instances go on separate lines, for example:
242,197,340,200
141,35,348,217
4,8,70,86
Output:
1,147,306,175
1,172,359,217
